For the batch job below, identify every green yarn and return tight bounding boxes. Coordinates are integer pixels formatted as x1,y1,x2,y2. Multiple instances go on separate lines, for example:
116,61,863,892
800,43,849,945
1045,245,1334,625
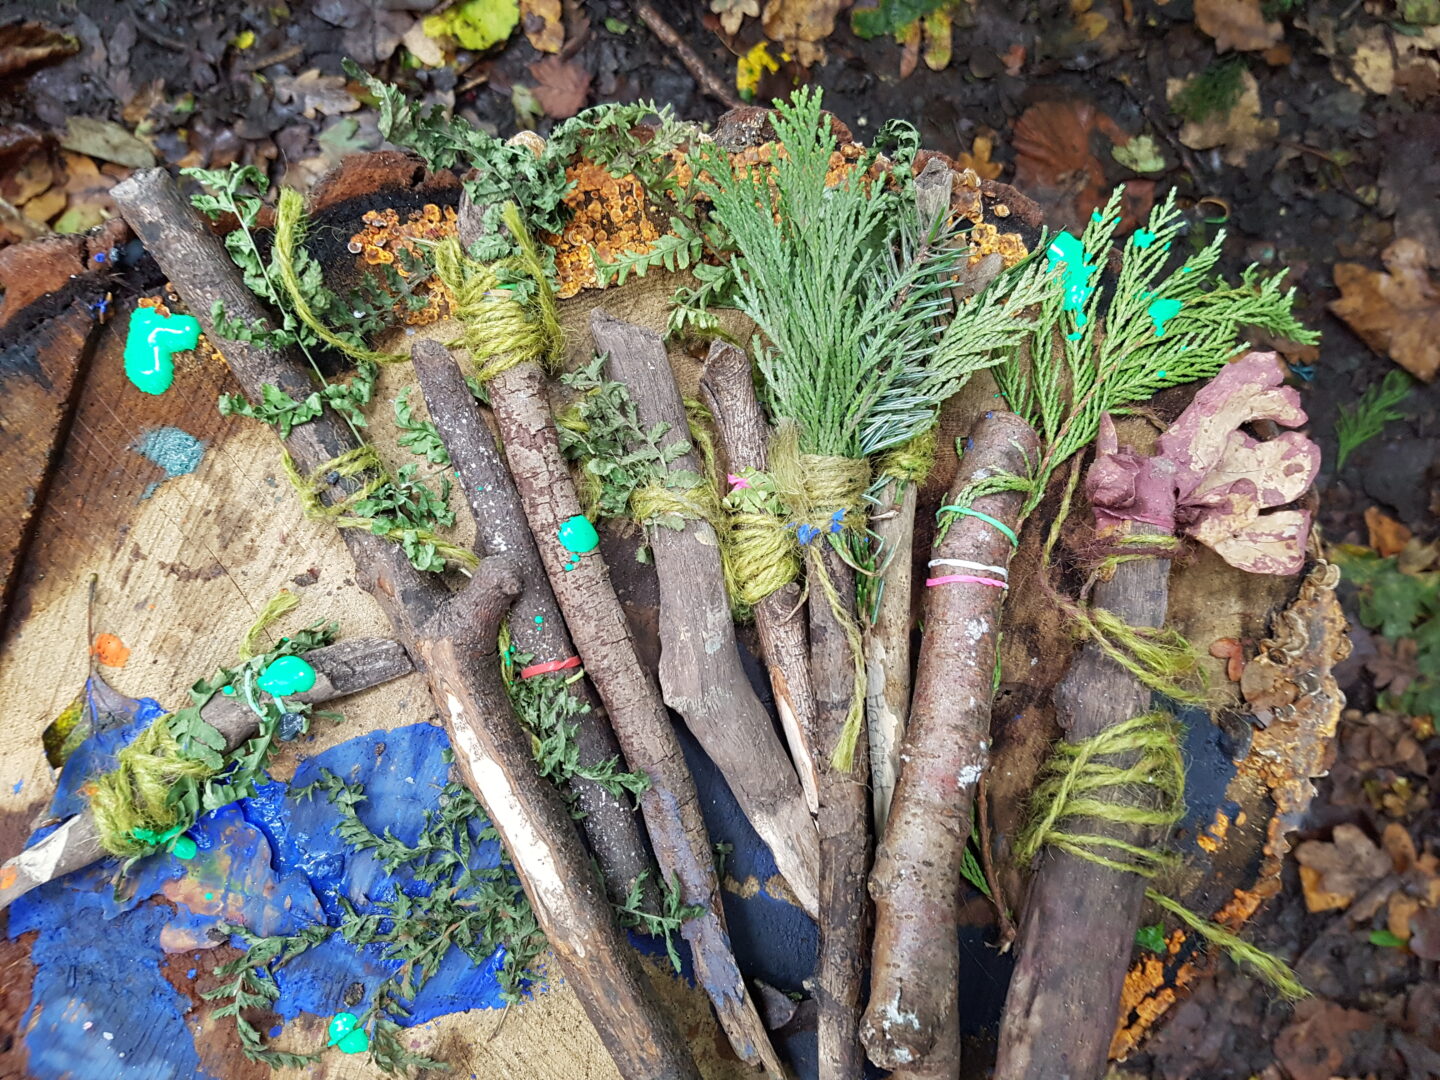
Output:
435,203,563,382
1019,708,1307,999
89,719,219,859
877,428,936,486
273,187,407,365
238,590,300,660
1067,604,1208,706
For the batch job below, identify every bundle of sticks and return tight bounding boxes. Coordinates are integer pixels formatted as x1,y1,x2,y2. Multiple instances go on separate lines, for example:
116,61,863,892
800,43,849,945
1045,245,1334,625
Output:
2,97,1325,1080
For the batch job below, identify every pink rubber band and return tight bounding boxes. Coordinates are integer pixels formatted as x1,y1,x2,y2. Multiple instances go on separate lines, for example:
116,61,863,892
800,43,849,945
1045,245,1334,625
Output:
925,574,1009,590
519,655,582,678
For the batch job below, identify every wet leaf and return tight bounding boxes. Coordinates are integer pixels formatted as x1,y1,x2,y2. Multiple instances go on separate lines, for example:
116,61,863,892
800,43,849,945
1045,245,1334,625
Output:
1169,68,1278,167
921,8,951,71
712,0,759,36
1294,824,1393,913
42,670,151,769
272,70,361,120
1331,238,1440,382
521,0,564,53
424,0,520,51
954,133,1003,180
52,152,119,234
763,0,844,66
1194,0,1282,53
0,19,78,80
1365,506,1413,557
1272,999,1377,1080
1111,132,1165,174
851,0,947,40
528,56,590,119
59,117,155,169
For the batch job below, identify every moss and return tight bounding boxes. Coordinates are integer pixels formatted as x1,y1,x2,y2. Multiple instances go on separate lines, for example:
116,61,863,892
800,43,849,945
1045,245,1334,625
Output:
1171,58,1248,124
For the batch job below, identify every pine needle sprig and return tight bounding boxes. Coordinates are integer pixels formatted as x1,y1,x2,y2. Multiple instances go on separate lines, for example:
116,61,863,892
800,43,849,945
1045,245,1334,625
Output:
1335,369,1412,469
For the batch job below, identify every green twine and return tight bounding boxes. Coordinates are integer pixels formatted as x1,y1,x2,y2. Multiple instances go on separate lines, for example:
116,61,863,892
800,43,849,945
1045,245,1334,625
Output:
281,446,478,570
1019,709,1307,999
89,719,219,859
238,590,300,659
877,428,936,486
274,188,407,365
434,203,563,383
1066,604,1208,706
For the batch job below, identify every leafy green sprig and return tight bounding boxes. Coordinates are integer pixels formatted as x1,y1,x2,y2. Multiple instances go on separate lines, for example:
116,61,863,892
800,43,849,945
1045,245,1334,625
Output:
393,387,452,465
1335,369,1412,469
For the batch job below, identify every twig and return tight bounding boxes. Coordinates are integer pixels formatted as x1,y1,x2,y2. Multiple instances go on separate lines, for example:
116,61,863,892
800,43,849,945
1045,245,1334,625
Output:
630,0,742,110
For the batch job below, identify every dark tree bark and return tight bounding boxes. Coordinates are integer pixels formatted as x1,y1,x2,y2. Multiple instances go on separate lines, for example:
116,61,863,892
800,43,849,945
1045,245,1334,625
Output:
992,526,1173,1080
592,309,819,918
416,557,700,1080
411,338,656,910
861,412,1038,1073
110,170,702,1080
481,356,784,1076
698,339,819,814
810,545,872,1080
0,637,412,911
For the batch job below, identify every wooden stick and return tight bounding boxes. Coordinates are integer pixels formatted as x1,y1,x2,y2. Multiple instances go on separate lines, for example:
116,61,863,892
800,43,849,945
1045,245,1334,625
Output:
0,637,412,912
592,310,819,918
416,555,700,1080
411,338,657,910
698,340,820,814
630,0,742,110
992,527,1172,1080
480,349,783,1074
111,169,701,1080
863,475,916,834
810,544,872,1080
861,412,1038,1072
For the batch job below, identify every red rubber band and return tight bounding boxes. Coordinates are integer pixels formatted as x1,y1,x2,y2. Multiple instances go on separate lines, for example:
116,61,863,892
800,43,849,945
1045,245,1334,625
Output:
519,655,582,679
924,574,1009,590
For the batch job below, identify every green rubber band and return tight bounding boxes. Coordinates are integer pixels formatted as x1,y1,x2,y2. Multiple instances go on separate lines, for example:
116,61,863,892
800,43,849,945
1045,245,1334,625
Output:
937,505,1018,547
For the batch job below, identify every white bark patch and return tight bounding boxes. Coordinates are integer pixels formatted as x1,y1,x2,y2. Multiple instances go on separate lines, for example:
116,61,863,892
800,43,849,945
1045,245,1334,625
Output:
956,763,984,788
445,693,578,956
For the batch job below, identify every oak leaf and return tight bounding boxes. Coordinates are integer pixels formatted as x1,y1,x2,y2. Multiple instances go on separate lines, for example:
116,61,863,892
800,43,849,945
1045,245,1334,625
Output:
272,70,361,120
712,0,760,36
1194,0,1282,53
762,0,843,67
1330,238,1440,382
1293,824,1393,913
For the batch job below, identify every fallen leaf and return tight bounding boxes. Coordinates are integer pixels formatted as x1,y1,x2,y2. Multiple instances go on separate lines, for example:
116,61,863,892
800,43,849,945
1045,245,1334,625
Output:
52,152,119,234
1365,506,1413,556
712,0,760,36
2,148,53,206
897,17,920,79
1366,637,1419,698
1398,537,1440,574
402,20,446,66
59,117,155,169
1337,24,1440,96
423,0,520,51
1209,637,1246,682
528,55,590,119
736,40,781,100
1294,824,1394,913
1169,69,1279,167
1013,98,1125,230
763,0,843,66
272,70,361,120
521,0,564,52
1111,132,1166,174
1330,238,1440,382
21,186,64,225
1194,0,1282,53
954,133,1003,180
1412,906,1440,961
0,18,78,80
922,8,952,71
1272,999,1378,1080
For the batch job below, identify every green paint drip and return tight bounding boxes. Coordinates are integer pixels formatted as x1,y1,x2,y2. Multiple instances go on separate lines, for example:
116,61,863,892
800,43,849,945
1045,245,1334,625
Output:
1133,228,1156,249
256,655,317,696
1046,232,1098,317
327,1013,369,1053
1146,297,1183,337
557,514,599,554
133,426,206,499
171,835,197,860
124,308,200,395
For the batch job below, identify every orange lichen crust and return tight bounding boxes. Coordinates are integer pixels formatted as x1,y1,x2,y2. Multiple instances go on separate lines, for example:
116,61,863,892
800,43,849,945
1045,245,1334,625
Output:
545,159,666,298
965,221,1029,268
347,203,458,325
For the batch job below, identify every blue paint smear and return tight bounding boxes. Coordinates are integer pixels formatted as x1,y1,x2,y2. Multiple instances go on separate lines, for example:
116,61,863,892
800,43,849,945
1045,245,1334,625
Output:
132,426,205,499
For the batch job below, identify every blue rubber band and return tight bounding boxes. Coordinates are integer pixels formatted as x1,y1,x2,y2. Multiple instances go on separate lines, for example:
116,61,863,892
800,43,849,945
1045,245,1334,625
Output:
937,505,1018,547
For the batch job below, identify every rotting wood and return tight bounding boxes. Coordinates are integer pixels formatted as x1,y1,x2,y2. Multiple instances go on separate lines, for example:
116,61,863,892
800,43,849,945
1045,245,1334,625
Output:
416,555,701,1080
411,337,657,911
862,412,1038,1073
0,637,413,912
481,350,785,1077
591,309,820,919
810,544,872,1080
699,338,820,814
992,527,1173,1080
110,169,704,1080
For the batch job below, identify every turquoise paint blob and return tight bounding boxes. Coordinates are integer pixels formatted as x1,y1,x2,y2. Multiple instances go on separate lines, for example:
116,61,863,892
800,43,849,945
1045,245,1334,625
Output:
124,308,200,395
257,655,317,697
327,1012,359,1045
1146,297,1183,337
557,515,599,554
1157,370,1168,378
1133,229,1156,249
533,615,544,625
171,835,197,860
337,1029,370,1054
1091,209,1103,223
1046,232,1098,316
133,427,206,498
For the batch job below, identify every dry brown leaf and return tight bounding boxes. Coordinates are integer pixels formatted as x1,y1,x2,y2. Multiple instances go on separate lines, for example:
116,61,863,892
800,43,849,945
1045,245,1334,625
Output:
272,70,361,120
1383,822,1418,874
521,0,564,53
954,134,1003,181
1012,99,1125,230
1209,637,1246,682
762,0,843,67
59,116,155,170
1364,506,1413,556
1336,24,1440,96
711,0,759,36
1194,0,1282,53
1,151,52,207
21,186,64,224
1331,238,1440,382
1272,999,1378,1080
528,56,591,119
1293,824,1393,913
1169,69,1278,167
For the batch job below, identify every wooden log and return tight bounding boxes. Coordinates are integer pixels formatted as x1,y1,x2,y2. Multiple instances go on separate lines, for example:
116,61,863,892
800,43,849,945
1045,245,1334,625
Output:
698,339,820,814
810,544,872,1080
110,169,702,1080
0,637,413,911
864,475,916,834
416,555,701,1080
591,309,819,919
992,527,1172,1080
410,338,657,910
482,350,784,1077
861,412,1037,1072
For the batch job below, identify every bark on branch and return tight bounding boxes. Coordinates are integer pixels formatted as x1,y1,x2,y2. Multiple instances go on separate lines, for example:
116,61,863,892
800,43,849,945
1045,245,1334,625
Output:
862,412,1038,1075
0,638,412,912
411,338,656,910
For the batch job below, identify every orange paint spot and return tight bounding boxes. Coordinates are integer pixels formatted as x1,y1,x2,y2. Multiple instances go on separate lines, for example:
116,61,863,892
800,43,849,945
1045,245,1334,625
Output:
93,633,130,668
0,865,17,891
